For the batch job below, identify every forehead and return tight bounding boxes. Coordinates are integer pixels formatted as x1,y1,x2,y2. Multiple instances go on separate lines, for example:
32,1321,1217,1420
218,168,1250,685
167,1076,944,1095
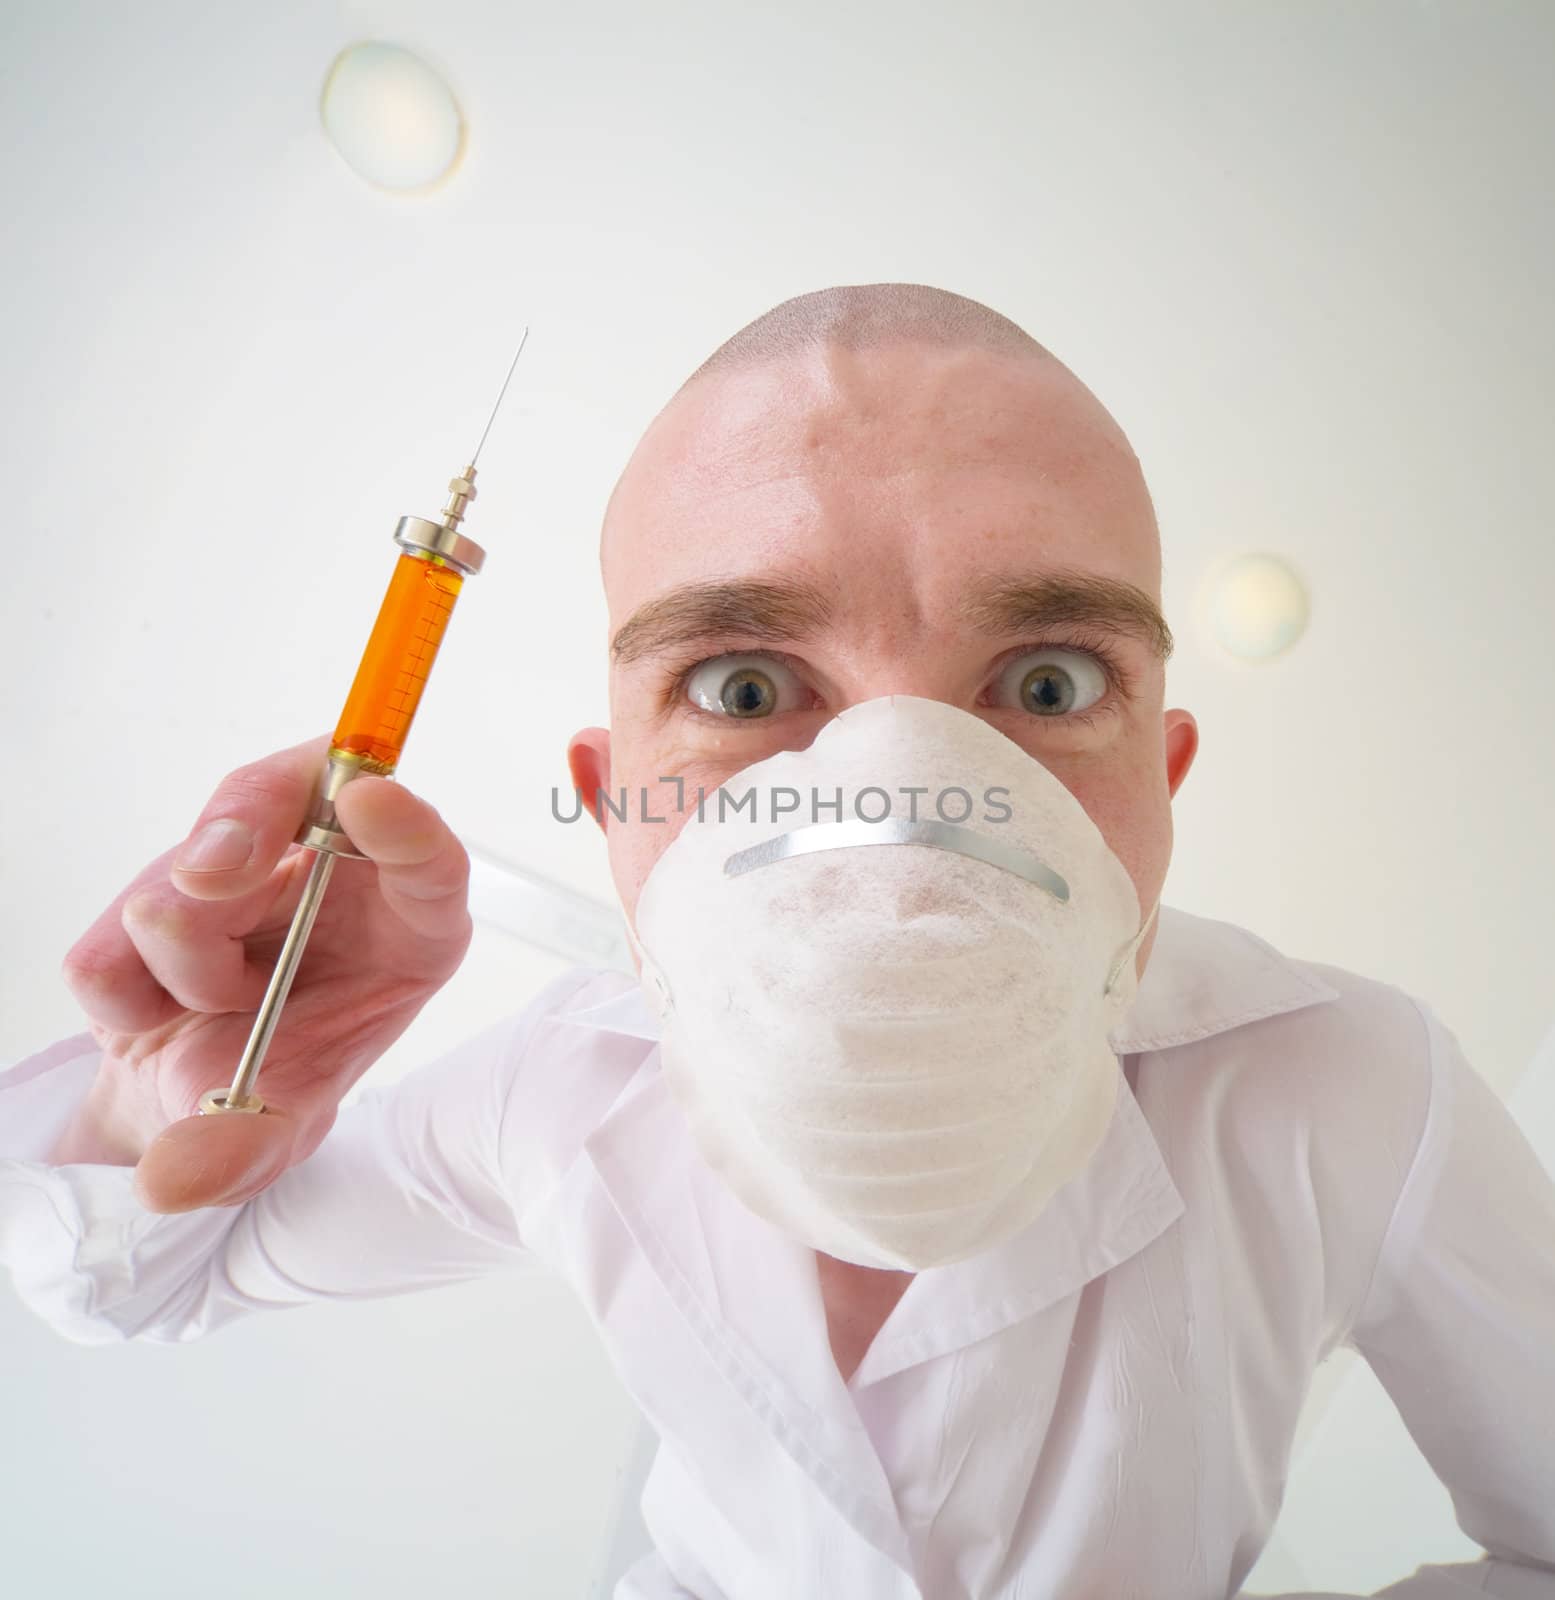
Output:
602,341,1160,618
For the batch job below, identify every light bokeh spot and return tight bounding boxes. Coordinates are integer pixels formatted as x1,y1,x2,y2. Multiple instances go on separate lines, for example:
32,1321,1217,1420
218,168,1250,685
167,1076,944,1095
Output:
1206,552,1311,661
320,41,464,192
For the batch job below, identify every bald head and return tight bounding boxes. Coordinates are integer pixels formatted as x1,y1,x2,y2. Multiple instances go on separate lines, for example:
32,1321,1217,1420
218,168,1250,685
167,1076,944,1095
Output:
681,282,1054,389
603,283,1150,584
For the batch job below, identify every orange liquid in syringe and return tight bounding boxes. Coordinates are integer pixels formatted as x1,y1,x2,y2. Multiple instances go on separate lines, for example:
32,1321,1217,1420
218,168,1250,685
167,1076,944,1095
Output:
330,550,464,774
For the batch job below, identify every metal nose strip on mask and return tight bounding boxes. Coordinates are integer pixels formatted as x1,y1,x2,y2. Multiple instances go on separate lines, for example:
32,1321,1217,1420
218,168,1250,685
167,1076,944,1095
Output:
721,818,1071,902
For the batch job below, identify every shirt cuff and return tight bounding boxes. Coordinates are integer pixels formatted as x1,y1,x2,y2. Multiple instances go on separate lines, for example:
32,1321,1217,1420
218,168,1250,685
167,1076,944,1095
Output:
0,1033,237,1345
0,1032,106,1161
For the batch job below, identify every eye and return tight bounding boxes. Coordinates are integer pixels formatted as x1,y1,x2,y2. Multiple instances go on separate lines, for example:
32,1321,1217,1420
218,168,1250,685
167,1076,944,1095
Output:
685,654,807,719
993,647,1109,718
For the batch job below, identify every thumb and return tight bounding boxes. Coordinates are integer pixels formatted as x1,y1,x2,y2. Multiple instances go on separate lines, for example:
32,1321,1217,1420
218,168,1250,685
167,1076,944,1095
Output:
133,1107,300,1213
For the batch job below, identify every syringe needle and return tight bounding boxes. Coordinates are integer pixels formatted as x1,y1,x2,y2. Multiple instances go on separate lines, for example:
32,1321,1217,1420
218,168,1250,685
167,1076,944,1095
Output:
469,326,530,468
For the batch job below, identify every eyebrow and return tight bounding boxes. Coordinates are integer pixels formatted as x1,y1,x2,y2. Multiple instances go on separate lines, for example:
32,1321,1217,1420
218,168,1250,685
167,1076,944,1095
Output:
610,577,834,666
963,571,1174,661
609,567,1174,668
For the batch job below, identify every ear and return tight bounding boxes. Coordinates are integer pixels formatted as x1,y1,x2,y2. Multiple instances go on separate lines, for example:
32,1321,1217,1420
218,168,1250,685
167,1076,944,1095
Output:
1163,709,1198,800
566,727,613,835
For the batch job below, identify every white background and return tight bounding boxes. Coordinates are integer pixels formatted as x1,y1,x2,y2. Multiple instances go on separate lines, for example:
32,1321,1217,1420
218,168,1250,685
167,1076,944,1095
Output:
1,1,1552,1595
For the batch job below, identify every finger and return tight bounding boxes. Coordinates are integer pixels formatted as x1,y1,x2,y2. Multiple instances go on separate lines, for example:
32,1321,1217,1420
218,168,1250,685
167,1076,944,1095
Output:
168,731,336,901
60,734,334,1033
118,868,299,1016
66,847,310,1033
133,1105,301,1214
61,921,185,1035
331,777,472,945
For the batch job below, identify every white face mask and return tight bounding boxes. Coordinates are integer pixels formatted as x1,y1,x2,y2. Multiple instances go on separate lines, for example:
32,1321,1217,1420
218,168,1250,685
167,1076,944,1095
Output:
629,695,1158,1272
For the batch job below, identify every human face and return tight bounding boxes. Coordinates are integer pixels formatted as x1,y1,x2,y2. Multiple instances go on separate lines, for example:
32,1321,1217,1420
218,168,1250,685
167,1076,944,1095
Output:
568,339,1199,980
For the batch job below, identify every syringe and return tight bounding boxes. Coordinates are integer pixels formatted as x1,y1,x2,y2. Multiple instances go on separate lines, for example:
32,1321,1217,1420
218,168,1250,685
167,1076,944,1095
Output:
197,330,529,1119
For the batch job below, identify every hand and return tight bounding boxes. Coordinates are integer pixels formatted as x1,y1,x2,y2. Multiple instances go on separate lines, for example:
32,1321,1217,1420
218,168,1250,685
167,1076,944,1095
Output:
58,732,473,1213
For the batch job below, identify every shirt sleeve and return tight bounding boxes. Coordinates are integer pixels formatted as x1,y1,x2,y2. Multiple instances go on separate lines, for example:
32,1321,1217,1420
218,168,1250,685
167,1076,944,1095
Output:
1340,997,1555,1588
1246,1554,1555,1597
0,968,601,1347
1372,1557,1555,1596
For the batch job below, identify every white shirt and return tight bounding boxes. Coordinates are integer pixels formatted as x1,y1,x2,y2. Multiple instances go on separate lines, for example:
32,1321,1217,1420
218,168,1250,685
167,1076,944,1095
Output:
2,904,1553,1600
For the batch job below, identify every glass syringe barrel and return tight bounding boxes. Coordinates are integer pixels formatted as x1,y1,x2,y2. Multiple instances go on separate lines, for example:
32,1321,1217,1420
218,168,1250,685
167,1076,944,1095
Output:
296,506,486,860
334,550,463,772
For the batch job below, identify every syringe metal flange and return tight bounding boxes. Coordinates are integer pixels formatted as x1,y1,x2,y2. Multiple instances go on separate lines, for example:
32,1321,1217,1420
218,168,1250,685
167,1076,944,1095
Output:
295,748,375,860
394,515,486,577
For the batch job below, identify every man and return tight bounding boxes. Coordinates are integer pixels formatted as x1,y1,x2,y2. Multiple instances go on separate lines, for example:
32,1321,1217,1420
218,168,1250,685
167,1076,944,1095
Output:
3,285,1553,1598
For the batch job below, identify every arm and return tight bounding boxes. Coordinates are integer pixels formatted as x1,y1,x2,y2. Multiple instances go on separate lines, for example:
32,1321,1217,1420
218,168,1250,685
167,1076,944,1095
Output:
1250,1561,1555,1597
1368,1563,1555,1595
0,969,600,1345
1334,1000,1555,1594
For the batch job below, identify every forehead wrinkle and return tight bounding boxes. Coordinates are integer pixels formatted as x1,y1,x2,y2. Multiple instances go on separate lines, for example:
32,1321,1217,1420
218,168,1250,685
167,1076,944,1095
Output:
610,576,834,667
963,570,1174,661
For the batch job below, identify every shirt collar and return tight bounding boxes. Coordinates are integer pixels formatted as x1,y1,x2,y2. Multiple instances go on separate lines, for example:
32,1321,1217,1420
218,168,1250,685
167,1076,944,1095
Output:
1110,903,1342,1051
564,902,1342,1057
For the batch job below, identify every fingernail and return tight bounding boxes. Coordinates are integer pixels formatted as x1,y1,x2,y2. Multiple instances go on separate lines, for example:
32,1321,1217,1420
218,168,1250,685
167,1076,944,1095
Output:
175,818,254,873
